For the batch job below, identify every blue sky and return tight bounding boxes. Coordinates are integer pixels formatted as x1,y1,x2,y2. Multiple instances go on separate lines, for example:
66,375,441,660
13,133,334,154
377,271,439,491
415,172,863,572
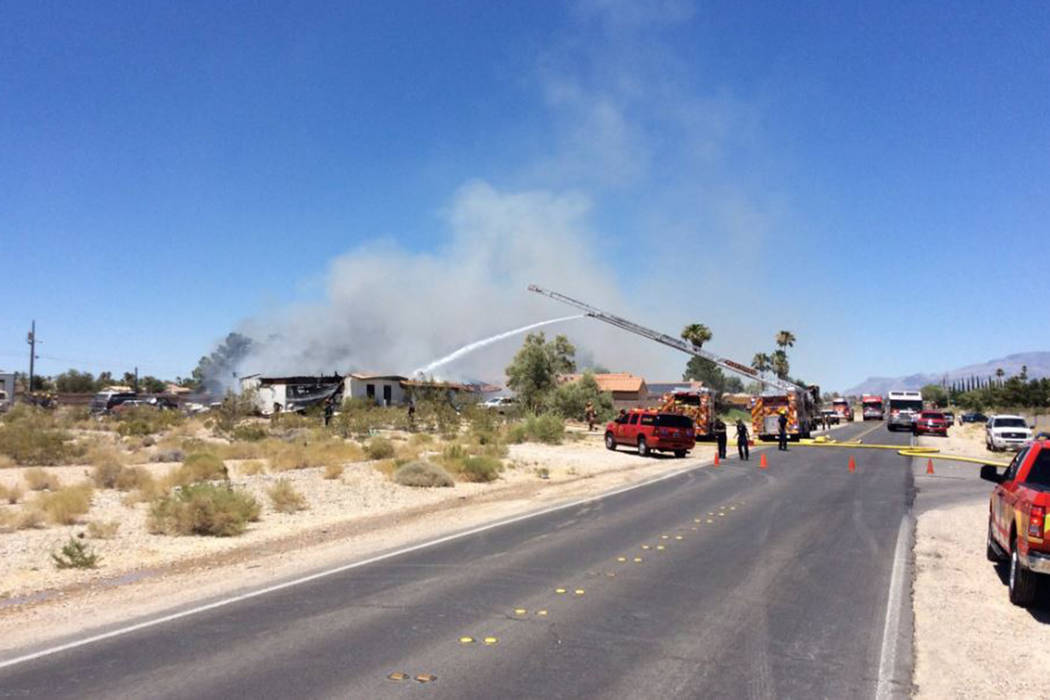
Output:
2,0,1048,390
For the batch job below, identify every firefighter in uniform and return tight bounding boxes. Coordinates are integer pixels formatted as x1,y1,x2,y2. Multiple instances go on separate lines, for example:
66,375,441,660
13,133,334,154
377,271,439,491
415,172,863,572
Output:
735,419,750,461
713,417,727,459
584,401,597,432
777,409,789,451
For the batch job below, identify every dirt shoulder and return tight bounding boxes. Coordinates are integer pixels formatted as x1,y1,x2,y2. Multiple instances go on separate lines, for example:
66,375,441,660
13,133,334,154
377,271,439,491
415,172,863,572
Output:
911,428,1050,698
0,432,717,654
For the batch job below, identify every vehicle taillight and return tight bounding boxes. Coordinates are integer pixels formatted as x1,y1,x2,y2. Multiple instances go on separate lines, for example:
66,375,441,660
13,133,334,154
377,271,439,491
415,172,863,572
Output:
1029,505,1046,539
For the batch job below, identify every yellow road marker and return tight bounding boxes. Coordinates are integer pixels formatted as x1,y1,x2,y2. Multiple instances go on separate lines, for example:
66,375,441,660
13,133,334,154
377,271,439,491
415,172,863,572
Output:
674,535,684,540
388,672,410,681
555,587,567,594
656,545,666,551
694,518,702,523
660,534,670,540
574,588,585,595
633,557,643,562
641,545,651,550
730,506,736,511
514,608,527,615
415,674,438,683
537,609,548,616
616,556,627,562
718,513,725,517
706,519,714,524
459,636,476,644
483,637,499,646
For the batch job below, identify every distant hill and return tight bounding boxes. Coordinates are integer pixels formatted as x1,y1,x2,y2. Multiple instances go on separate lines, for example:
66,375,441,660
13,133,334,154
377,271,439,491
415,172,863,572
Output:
845,352,1050,396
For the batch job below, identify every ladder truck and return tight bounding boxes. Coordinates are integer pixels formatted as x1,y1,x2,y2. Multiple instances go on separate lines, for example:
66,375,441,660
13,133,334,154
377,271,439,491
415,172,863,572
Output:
528,285,821,441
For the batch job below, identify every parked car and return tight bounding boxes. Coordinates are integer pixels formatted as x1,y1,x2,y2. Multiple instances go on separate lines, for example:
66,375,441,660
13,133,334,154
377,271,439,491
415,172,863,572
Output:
605,409,695,458
986,415,1034,452
481,396,516,413
820,409,840,425
961,412,988,423
109,399,148,414
981,440,1050,605
942,410,955,425
913,410,948,436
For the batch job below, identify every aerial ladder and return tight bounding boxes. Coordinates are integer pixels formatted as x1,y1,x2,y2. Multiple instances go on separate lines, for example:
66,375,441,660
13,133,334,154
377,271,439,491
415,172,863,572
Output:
528,284,820,439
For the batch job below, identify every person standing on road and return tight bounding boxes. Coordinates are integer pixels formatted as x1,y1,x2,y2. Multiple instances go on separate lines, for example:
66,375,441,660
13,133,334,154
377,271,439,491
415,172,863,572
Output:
735,419,750,460
584,401,597,432
713,417,727,459
777,409,789,451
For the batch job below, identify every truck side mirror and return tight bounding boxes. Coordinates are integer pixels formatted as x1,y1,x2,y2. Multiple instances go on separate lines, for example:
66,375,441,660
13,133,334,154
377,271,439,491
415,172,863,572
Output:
980,464,1004,484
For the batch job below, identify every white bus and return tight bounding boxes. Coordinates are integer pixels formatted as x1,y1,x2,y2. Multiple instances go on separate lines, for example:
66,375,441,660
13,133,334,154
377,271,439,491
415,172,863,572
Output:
887,390,923,432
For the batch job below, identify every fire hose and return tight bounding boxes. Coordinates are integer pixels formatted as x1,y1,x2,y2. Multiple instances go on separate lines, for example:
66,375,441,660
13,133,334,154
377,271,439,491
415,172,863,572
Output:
754,436,1011,467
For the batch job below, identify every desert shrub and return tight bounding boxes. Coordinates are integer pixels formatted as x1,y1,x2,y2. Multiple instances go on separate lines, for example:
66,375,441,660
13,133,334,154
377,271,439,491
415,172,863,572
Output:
38,484,94,525
0,483,23,504
56,406,92,428
232,424,267,442
52,537,101,569
457,455,502,483
169,452,228,487
151,448,186,463
410,432,433,445
442,443,468,460
365,437,395,460
87,519,120,539
239,460,266,476
323,463,344,480
265,439,363,471
0,415,82,466
89,447,128,488
24,467,60,491
268,479,308,513
0,454,14,469
148,483,260,537
333,399,401,438
116,466,153,492
114,406,183,437
393,461,455,488
17,507,46,530
525,414,565,444
506,423,528,444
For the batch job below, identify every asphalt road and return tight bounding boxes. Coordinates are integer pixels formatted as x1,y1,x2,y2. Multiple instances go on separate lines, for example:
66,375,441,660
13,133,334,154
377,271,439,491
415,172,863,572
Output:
0,421,915,699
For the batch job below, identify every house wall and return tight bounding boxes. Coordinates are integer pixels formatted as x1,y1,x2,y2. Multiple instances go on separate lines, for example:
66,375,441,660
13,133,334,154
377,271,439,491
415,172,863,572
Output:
0,373,14,409
346,378,407,406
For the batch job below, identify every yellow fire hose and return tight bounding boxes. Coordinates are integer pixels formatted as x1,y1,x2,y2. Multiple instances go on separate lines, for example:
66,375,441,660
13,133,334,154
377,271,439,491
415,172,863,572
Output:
754,436,1011,467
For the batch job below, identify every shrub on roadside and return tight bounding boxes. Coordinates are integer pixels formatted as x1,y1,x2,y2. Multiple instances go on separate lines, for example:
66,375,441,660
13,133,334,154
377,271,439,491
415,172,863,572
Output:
365,437,395,460
323,463,344,480
0,416,82,466
114,406,183,437
38,483,94,525
393,461,454,488
232,424,267,442
170,452,228,487
148,483,260,537
24,467,60,491
238,460,266,476
52,537,101,569
457,455,502,483
506,423,528,444
268,479,308,513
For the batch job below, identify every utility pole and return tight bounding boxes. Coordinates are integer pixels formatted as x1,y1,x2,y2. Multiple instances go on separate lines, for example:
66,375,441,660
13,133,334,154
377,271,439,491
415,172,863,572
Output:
134,366,139,393
26,320,38,393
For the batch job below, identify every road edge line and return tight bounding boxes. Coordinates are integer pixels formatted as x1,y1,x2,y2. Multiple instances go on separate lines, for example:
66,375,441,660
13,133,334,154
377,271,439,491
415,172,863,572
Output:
0,456,714,671
876,511,913,699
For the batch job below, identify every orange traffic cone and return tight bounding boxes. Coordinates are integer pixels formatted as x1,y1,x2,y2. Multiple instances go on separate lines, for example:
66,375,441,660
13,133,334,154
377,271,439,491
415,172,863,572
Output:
926,458,934,475
713,453,720,467
848,455,856,473
759,453,768,469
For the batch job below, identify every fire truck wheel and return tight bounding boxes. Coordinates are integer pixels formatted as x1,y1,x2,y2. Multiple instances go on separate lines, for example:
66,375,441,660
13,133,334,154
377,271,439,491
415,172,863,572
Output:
637,436,650,457
605,433,616,451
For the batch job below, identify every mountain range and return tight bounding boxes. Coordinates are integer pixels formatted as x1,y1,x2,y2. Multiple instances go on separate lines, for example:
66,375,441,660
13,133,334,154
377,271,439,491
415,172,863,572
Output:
845,352,1050,396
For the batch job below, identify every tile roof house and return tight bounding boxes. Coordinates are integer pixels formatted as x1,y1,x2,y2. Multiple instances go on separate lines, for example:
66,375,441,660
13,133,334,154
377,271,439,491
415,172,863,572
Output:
560,372,649,409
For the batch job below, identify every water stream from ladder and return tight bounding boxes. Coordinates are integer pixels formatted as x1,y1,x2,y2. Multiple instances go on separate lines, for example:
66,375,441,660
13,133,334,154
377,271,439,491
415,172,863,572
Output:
412,315,584,377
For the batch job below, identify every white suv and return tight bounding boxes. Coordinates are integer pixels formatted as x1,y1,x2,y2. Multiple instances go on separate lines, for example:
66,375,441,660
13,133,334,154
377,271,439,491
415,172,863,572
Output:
986,414,1033,452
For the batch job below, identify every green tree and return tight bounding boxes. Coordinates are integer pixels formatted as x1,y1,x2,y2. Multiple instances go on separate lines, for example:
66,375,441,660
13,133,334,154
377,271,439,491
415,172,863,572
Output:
751,353,771,374
920,384,948,408
140,376,167,393
504,332,577,412
771,350,789,380
547,372,614,422
681,323,712,349
54,369,96,393
775,331,797,351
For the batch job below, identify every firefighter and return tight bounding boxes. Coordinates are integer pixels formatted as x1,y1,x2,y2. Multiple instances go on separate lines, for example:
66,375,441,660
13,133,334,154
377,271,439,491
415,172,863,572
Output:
584,401,597,432
777,409,789,451
735,419,750,461
407,402,416,430
323,398,334,427
713,416,727,459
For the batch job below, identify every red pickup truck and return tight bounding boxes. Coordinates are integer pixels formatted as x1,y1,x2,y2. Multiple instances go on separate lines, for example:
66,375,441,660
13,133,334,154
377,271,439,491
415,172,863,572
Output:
605,409,695,458
983,440,1050,605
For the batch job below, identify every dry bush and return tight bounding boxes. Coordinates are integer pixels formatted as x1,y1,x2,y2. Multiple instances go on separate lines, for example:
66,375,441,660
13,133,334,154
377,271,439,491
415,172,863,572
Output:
114,406,184,437
372,459,397,478
268,479,308,513
0,408,83,465
87,519,120,539
264,439,363,471
238,460,266,476
148,483,260,537
122,477,162,506
0,509,14,533
38,483,94,525
89,447,127,488
24,467,60,491
409,432,433,446
0,483,23,504
456,455,503,483
365,437,395,460
0,454,14,469
17,507,46,530
393,461,454,488
323,463,344,480
168,452,228,488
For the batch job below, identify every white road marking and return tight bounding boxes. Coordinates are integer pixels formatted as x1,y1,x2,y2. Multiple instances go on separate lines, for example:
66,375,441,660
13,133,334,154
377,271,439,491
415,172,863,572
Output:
875,513,911,699
0,457,712,671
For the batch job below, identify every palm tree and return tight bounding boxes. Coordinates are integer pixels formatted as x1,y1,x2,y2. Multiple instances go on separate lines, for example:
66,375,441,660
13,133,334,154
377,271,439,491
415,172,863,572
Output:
681,323,713,349
771,350,790,380
775,330,796,351
751,352,771,374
